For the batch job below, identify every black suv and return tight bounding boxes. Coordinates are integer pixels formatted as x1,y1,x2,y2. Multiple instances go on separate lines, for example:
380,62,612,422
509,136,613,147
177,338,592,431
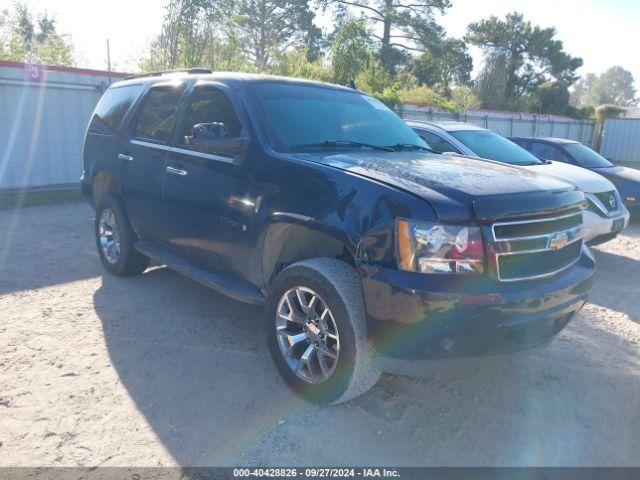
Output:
82,70,595,403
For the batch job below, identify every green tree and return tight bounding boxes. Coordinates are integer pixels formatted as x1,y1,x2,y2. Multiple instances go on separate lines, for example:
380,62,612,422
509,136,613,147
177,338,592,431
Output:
473,51,509,109
271,48,331,81
0,2,74,65
571,66,638,108
322,0,450,72
412,37,471,96
237,0,322,70
139,0,246,72
465,12,582,101
330,18,372,85
534,81,570,115
450,85,480,110
398,84,451,109
351,58,401,110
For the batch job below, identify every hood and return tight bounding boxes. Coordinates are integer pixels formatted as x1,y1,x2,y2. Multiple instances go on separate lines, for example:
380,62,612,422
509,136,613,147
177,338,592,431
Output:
523,161,616,193
593,165,640,183
592,166,640,197
298,151,584,222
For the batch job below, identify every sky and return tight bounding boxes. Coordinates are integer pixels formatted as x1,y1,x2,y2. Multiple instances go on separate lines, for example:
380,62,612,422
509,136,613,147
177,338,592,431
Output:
2,0,639,88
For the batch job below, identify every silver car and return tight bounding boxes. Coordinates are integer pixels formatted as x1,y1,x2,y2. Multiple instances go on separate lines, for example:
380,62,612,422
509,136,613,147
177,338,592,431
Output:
408,120,630,244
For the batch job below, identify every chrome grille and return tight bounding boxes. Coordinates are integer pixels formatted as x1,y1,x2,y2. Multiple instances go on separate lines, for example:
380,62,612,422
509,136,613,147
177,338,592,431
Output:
586,191,620,216
491,211,583,282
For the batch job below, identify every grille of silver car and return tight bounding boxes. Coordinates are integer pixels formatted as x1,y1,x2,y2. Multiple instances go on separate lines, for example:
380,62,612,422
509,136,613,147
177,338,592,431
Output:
586,190,619,216
490,211,583,282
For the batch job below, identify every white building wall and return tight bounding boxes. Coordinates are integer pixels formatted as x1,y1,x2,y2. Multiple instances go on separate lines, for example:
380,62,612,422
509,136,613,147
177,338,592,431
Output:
600,119,640,165
0,62,123,191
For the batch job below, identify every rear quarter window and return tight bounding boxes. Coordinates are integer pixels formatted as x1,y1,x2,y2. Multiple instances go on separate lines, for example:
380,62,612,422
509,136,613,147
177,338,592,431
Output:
89,84,144,135
132,84,186,143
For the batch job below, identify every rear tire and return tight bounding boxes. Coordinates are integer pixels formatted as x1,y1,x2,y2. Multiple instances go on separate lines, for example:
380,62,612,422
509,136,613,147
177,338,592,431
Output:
95,194,149,276
267,258,379,404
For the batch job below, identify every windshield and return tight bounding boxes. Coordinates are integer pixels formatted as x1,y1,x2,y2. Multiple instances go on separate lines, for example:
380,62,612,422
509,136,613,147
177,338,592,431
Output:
449,129,543,166
250,82,428,152
563,142,614,168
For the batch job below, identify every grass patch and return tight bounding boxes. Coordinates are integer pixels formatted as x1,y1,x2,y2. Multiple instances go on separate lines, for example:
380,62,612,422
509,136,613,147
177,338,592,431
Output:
0,186,83,209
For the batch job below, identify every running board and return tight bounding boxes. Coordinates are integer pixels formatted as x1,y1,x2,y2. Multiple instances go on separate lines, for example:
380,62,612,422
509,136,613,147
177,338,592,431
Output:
135,240,266,306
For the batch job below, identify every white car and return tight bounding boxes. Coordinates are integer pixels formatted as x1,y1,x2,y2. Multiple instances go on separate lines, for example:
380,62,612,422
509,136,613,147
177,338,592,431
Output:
409,121,630,244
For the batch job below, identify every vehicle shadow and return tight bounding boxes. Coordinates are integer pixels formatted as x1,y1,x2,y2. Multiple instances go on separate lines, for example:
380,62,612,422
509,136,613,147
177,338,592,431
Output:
94,264,640,466
588,248,640,323
93,267,309,466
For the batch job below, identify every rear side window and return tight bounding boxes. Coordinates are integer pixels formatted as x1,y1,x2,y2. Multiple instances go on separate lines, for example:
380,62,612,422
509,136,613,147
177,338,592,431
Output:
417,130,461,154
530,142,571,162
133,84,185,143
449,130,543,165
179,86,242,145
90,84,143,134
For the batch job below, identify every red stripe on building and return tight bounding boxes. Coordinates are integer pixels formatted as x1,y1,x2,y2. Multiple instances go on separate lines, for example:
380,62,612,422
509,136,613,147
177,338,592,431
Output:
0,59,129,78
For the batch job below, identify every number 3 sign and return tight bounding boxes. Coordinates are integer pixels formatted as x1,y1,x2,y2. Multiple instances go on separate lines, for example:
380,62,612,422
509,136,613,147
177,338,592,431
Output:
25,63,46,82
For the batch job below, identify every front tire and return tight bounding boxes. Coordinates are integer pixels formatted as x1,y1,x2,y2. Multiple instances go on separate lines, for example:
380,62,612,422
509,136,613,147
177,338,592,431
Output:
267,258,379,404
95,194,149,276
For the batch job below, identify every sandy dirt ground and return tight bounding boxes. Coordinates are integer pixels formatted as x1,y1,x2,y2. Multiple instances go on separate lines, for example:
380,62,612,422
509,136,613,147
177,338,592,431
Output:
0,202,639,467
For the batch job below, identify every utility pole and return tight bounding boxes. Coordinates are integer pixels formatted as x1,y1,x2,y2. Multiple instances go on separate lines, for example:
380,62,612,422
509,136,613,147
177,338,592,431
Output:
106,38,112,85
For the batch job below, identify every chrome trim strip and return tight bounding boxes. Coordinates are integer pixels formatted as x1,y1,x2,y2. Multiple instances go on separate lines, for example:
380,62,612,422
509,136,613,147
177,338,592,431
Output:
492,211,582,240
494,224,583,242
128,141,235,164
492,210,582,227
130,139,171,151
495,236,582,257
585,193,609,216
169,146,234,164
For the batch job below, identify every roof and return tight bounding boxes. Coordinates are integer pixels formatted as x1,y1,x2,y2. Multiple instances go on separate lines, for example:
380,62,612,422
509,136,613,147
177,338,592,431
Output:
509,136,579,144
0,59,128,78
520,137,580,145
112,70,357,93
406,120,487,132
621,107,640,119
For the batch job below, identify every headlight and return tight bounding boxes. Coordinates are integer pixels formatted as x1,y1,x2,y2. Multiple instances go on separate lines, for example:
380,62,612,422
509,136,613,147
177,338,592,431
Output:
396,219,484,274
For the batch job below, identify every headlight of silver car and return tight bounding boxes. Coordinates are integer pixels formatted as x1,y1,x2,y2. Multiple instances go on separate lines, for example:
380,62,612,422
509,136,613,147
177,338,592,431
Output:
396,219,485,274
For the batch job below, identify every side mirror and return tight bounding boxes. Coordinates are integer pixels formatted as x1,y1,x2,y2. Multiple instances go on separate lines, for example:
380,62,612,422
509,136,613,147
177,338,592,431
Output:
189,121,227,141
185,122,251,164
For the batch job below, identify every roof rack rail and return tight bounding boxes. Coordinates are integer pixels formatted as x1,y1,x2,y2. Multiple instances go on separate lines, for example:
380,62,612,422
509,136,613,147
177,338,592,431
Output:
124,68,213,80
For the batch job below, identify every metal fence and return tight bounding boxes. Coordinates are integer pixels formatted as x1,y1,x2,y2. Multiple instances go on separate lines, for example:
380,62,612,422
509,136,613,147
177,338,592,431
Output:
600,119,640,166
402,104,596,147
0,61,125,192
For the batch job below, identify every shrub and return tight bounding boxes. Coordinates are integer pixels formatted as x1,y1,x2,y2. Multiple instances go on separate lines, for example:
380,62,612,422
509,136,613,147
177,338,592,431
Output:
398,85,454,110
450,85,481,110
594,104,626,121
270,49,331,82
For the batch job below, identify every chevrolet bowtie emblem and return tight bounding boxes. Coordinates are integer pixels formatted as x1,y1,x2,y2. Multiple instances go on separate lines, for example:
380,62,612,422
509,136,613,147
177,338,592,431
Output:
549,232,569,250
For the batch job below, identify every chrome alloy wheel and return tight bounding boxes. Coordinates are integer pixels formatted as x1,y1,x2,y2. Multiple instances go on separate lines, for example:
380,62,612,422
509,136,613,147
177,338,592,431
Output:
275,287,340,384
98,208,121,265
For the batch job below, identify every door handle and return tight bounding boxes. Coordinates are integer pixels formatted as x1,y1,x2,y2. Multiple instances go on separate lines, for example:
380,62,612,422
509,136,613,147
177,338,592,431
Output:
117,153,134,163
166,166,188,177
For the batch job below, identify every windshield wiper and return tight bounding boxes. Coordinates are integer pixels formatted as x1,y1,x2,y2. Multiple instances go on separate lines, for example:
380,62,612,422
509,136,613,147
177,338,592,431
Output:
388,143,440,154
291,140,394,152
